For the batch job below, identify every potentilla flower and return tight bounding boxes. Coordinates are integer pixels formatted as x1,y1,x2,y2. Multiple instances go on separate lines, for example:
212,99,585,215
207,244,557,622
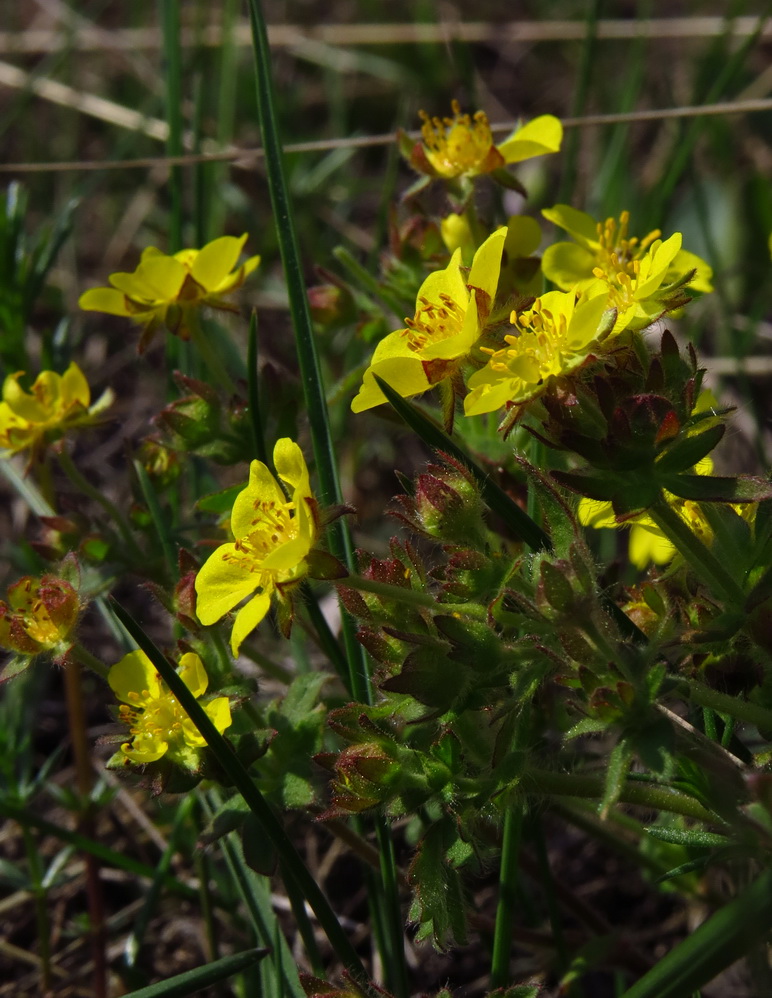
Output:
0,362,112,460
408,100,562,181
79,234,260,351
542,206,712,331
195,438,320,655
0,575,79,658
464,289,611,417
109,649,231,767
352,227,507,412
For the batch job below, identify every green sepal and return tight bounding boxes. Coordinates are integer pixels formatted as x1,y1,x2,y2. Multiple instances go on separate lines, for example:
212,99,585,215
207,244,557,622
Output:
490,168,527,196
660,473,772,502
655,423,725,473
306,549,348,581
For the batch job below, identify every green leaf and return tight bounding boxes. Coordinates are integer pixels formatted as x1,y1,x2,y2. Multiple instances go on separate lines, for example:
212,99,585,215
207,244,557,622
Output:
372,374,551,552
408,820,468,949
599,740,633,818
618,869,772,998
120,948,268,997
661,473,772,503
644,827,732,848
516,456,577,557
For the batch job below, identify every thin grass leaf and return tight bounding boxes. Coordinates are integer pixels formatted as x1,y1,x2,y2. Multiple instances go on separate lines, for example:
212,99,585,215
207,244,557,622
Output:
120,947,268,998
247,310,270,468
373,374,551,552
110,598,371,986
618,870,772,998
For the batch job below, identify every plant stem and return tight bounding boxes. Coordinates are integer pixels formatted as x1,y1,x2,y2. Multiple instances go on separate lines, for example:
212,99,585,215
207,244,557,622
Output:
525,768,719,823
490,803,523,988
648,500,746,605
341,574,487,619
56,448,138,554
668,675,772,733
70,642,109,679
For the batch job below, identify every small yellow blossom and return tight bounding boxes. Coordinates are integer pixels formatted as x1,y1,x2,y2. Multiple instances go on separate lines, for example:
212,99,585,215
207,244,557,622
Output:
464,288,610,416
0,575,79,657
195,439,319,655
411,100,562,180
109,649,231,767
79,234,260,350
542,206,712,330
0,362,111,460
352,227,507,412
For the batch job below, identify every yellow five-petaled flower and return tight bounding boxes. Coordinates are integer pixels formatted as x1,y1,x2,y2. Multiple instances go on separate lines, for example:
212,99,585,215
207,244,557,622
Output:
79,234,260,351
352,226,507,412
410,100,563,181
0,362,111,461
109,649,231,768
195,439,319,655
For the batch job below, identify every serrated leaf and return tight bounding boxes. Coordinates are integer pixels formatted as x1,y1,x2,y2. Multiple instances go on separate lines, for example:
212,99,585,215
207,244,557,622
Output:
516,456,578,557
408,820,468,949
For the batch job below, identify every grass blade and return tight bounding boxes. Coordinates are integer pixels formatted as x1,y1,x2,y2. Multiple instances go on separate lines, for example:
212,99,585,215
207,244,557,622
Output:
618,870,772,998
120,947,268,998
372,374,551,552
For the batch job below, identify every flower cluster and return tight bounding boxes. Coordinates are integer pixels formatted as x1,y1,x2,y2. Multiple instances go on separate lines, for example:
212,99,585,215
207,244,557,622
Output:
108,649,231,768
0,362,111,461
79,234,259,350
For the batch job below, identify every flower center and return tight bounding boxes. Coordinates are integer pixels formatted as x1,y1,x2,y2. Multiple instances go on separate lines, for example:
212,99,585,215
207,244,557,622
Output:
591,212,662,309
481,300,571,382
401,293,465,352
419,100,494,176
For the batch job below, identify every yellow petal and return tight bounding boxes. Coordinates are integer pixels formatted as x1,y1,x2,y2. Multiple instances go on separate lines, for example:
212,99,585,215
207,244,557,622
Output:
629,525,674,569
351,357,431,411
505,215,542,258
190,235,248,291
231,591,272,655
195,543,263,624
541,204,599,249
178,651,208,698
111,255,187,302
577,497,616,528
60,362,91,409
204,697,232,734
417,248,468,309
109,650,163,705
274,438,310,495
78,287,131,315
541,242,596,290
497,115,563,163
230,461,287,539
468,226,507,300
260,535,312,574
123,731,168,763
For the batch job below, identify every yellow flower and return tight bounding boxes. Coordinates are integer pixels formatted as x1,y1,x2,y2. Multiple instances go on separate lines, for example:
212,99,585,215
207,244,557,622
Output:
195,439,319,655
464,288,611,416
352,227,507,412
411,100,562,180
79,234,260,350
542,206,712,331
109,649,231,767
0,362,111,460
0,575,79,657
